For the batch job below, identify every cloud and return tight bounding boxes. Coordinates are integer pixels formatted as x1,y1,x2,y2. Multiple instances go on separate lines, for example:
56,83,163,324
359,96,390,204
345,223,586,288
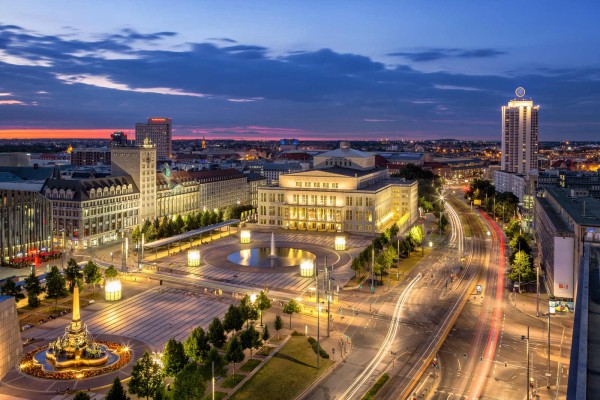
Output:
0,100,26,105
55,73,207,97
434,84,482,91
227,97,263,103
207,37,238,43
0,23,598,140
388,48,506,62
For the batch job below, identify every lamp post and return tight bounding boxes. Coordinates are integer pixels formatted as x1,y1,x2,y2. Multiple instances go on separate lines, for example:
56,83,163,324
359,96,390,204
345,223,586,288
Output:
371,246,375,294
316,263,320,370
438,193,446,237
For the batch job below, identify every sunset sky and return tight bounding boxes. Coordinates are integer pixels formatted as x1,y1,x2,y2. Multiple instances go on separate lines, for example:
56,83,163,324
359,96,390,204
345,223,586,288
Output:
1,1,599,141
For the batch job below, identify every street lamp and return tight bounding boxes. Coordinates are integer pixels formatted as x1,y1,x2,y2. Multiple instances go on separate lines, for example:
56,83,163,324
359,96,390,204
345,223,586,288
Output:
438,194,446,237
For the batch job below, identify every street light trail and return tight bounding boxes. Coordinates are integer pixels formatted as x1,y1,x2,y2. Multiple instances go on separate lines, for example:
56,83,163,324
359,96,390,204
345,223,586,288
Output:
467,211,506,399
341,273,423,400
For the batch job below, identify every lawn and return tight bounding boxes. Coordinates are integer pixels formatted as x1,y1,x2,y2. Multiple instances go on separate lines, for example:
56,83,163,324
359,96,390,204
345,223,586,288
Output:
220,374,245,389
239,358,261,372
203,391,226,400
230,336,334,400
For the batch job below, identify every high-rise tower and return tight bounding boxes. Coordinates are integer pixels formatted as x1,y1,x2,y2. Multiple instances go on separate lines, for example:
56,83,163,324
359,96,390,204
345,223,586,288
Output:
501,87,539,174
111,139,157,223
135,118,172,159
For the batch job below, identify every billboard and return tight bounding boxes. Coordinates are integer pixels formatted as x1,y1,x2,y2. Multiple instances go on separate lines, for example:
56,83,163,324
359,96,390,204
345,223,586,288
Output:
553,237,574,299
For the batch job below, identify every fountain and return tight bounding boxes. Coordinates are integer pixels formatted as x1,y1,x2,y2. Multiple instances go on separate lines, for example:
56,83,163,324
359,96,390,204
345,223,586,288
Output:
269,233,276,258
227,232,316,268
19,285,130,380
44,286,109,368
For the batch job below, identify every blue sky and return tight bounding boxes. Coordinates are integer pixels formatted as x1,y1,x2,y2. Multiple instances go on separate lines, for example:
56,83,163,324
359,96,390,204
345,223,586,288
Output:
1,1,599,140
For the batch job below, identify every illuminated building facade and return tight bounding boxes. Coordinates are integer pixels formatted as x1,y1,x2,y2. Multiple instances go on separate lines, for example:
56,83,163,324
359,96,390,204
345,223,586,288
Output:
42,176,139,249
135,117,172,159
0,182,53,261
70,147,111,167
111,141,156,224
257,142,418,234
156,168,252,219
501,88,539,174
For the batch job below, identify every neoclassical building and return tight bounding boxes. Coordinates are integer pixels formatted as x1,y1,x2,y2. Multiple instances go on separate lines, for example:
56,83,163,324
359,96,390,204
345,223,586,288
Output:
156,168,253,219
257,142,418,234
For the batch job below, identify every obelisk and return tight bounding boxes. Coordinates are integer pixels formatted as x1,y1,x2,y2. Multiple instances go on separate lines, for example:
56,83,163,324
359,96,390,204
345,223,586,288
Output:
72,285,81,322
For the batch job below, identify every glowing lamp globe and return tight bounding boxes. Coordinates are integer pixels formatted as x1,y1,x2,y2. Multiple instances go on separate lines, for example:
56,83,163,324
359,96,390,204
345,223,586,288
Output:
240,230,251,244
300,260,314,277
187,250,201,267
105,278,122,301
334,236,346,251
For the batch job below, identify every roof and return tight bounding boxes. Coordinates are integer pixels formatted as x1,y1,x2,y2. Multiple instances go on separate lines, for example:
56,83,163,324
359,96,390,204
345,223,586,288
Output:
0,172,24,182
244,172,267,181
0,295,14,303
286,167,385,178
543,187,600,228
42,175,139,202
0,166,61,181
379,152,425,161
0,181,44,191
144,220,240,249
316,147,373,159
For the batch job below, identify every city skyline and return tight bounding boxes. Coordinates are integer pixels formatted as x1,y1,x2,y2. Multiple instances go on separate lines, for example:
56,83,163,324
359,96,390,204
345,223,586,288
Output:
1,1,600,140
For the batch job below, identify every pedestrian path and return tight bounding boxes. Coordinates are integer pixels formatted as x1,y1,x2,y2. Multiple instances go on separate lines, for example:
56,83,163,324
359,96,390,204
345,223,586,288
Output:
39,287,231,349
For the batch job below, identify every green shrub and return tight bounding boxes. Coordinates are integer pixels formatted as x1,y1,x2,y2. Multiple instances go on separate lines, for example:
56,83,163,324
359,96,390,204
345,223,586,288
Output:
307,337,329,359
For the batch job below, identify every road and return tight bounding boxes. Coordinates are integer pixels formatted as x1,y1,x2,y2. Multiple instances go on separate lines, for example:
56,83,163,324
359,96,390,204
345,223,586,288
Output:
428,201,572,400
303,195,489,400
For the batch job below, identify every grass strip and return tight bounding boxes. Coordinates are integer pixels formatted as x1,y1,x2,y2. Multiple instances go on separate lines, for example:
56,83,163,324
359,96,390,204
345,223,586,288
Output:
361,373,389,400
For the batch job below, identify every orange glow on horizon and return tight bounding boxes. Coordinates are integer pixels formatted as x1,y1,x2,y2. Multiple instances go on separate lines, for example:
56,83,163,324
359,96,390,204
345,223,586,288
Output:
0,129,133,139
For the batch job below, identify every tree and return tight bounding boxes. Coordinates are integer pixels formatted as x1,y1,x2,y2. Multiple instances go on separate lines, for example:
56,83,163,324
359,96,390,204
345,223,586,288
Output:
225,336,245,375
64,258,83,292
262,325,270,342
283,299,301,330
439,214,449,233
351,257,365,280
24,272,43,307
144,224,158,242
274,314,284,339
240,325,262,358
162,338,188,376
508,250,536,284
174,215,185,234
201,211,211,227
184,327,211,363
131,226,142,247
504,218,521,238
1,278,25,302
129,351,164,400
239,294,259,327
389,223,400,239
509,234,531,255
223,305,244,333
172,363,206,400
73,392,91,400
256,290,271,326
208,317,226,348
45,265,67,309
83,260,102,293
105,377,130,400
105,265,119,279
201,347,227,380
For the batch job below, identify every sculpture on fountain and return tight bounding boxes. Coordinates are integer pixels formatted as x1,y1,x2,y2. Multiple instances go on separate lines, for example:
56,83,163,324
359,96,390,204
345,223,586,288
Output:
45,286,108,368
